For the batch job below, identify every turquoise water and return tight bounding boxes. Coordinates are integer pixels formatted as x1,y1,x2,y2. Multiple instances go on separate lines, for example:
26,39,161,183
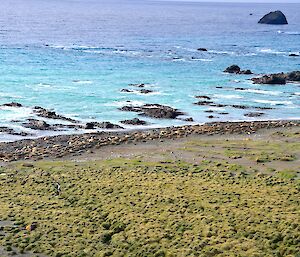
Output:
0,0,299,141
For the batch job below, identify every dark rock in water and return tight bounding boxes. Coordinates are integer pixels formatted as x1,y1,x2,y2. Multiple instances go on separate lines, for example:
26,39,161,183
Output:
1,102,23,107
289,54,299,57
209,104,227,108
120,89,133,93
244,112,264,118
85,122,96,129
252,71,300,85
184,117,194,122
244,112,265,117
258,11,288,25
0,126,28,136
23,119,52,130
98,122,123,130
252,74,286,85
231,104,250,110
204,110,214,113
287,71,300,81
139,104,184,119
207,115,217,119
235,87,246,91
216,86,223,89
255,106,274,110
195,95,211,100
139,89,153,94
224,65,241,74
197,48,208,52
129,83,146,88
219,112,229,115
119,106,142,113
85,122,123,130
194,101,214,106
120,104,184,119
33,106,78,123
224,65,253,75
120,118,147,125
239,69,253,75
121,88,153,94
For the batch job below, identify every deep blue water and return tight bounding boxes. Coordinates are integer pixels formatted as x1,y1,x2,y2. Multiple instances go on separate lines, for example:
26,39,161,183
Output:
0,0,299,141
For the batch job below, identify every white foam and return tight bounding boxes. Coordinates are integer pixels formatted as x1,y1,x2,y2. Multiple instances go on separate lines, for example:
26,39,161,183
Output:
244,53,257,56
106,100,145,107
0,92,24,99
121,89,163,96
0,106,33,122
214,94,243,99
48,45,67,49
191,58,213,62
172,58,186,62
173,46,197,52
37,83,52,88
207,107,226,111
238,89,282,96
285,31,300,35
254,99,293,106
209,50,235,55
257,48,287,55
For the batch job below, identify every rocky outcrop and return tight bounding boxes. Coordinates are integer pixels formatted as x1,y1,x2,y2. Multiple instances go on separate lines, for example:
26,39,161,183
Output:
252,74,286,85
258,11,288,25
224,65,241,74
0,102,23,107
224,65,253,75
194,101,214,106
23,119,52,130
120,88,154,94
244,112,265,117
184,117,194,122
0,126,29,136
85,122,123,130
128,83,146,88
251,71,300,84
119,104,184,119
120,89,132,93
239,70,253,75
289,54,299,57
195,95,211,100
288,71,300,81
33,106,78,123
197,48,208,52
139,89,153,94
120,118,147,125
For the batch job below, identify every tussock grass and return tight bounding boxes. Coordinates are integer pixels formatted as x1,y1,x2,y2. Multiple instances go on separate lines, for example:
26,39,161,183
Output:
0,156,299,257
0,131,299,256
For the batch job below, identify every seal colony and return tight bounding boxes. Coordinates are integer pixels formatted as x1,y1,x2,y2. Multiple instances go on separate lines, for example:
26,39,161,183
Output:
0,120,299,162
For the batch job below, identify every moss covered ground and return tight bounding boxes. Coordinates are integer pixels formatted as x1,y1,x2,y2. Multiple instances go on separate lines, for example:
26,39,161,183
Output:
0,130,299,257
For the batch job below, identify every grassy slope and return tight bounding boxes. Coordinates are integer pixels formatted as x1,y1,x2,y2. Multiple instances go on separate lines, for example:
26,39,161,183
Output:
0,131,300,257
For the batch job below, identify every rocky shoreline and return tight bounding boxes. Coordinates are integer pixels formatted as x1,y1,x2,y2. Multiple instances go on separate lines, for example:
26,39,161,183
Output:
0,120,299,162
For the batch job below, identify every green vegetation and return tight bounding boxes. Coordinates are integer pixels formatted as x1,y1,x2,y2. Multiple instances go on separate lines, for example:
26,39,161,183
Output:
0,133,300,257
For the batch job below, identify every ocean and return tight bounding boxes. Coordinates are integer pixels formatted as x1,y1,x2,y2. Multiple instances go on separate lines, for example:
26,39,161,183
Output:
0,0,299,141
